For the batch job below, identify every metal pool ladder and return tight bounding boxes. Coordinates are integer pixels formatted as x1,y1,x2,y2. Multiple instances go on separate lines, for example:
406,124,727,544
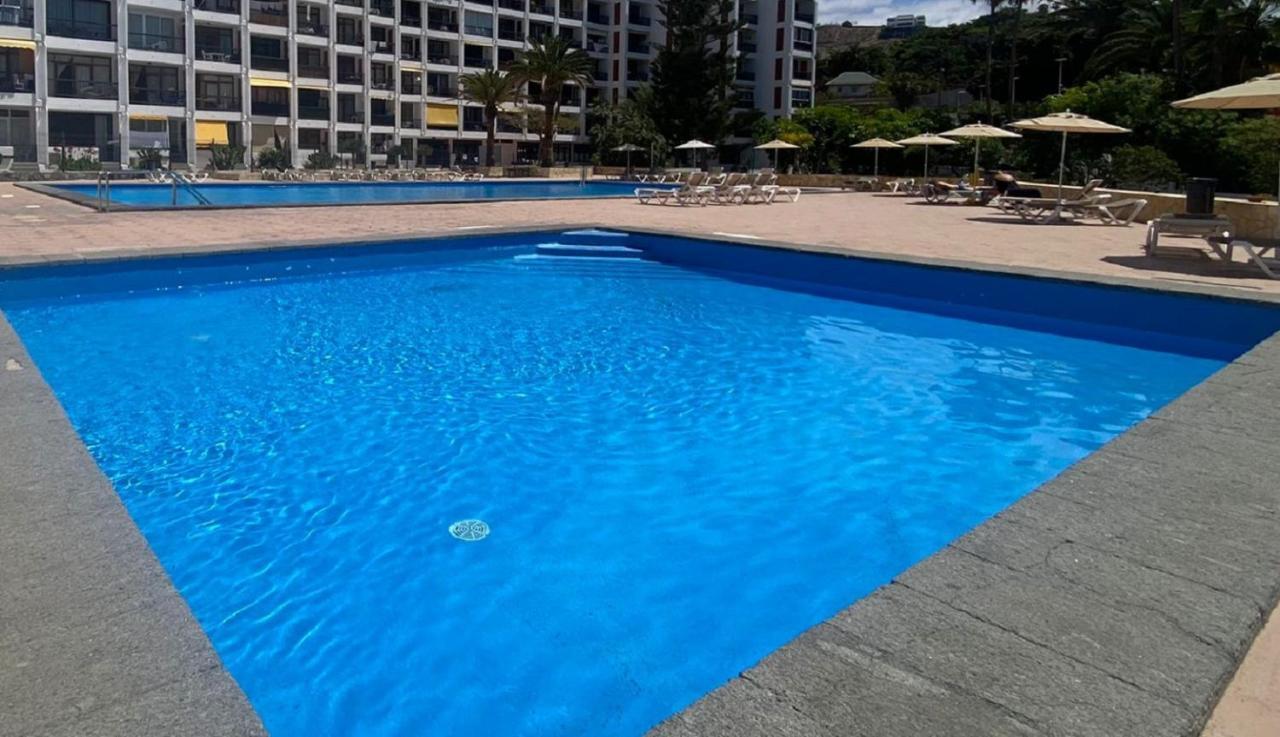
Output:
95,170,213,211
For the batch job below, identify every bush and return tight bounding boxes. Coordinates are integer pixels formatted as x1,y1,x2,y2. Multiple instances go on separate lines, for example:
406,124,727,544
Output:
255,145,290,171
305,150,339,170
210,144,245,171
1105,145,1183,191
1220,116,1280,196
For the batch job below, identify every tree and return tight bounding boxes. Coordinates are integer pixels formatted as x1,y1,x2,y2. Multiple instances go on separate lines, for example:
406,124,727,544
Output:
509,37,593,167
649,0,739,145
971,0,1006,119
459,68,519,167
588,86,668,166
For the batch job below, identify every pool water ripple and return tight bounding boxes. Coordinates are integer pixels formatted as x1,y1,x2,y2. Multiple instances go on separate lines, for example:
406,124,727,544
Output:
1,244,1225,737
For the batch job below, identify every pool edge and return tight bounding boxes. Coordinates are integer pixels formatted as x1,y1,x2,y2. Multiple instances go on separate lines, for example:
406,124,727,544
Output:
1,227,1278,737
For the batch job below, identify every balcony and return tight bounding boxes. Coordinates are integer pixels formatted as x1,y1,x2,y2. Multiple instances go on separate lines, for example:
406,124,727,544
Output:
194,0,241,13
250,55,289,72
298,64,330,78
735,68,754,81
336,31,364,46
370,78,394,91
427,83,455,96
50,78,117,99
627,68,648,81
740,13,757,24
338,110,364,124
128,31,185,54
298,103,330,120
401,78,422,94
427,53,457,65
297,19,328,36
335,0,362,6
498,27,521,41
428,18,458,32
463,56,490,68
337,70,363,84
586,10,608,24
795,11,815,23
251,99,289,116
626,13,650,26
197,94,240,111
371,39,395,55
402,11,422,27
196,46,241,63
130,86,186,106
249,1,288,26
0,73,35,92
497,0,523,10
0,4,33,27
560,5,582,20
592,69,606,81
529,2,552,15
627,41,649,54
464,24,491,37
370,111,395,126
47,17,114,41
369,0,394,16
793,38,813,51
738,41,756,53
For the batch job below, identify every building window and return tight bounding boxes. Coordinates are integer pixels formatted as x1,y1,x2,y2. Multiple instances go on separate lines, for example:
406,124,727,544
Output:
773,86,781,109
774,58,782,81
0,109,33,146
775,27,784,51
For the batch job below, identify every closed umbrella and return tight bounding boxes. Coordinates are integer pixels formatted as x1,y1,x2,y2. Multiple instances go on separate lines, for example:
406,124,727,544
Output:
674,139,715,170
851,137,903,179
940,124,1022,183
754,138,800,171
1174,74,1280,203
1011,111,1129,220
613,143,643,178
895,134,959,181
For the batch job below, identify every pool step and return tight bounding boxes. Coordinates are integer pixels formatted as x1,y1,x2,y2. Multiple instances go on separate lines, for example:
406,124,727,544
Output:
533,243,645,260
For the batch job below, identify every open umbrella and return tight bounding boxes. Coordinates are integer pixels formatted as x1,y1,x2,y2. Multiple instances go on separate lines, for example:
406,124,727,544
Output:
1011,111,1129,220
940,124,1022,183
674,139,715,170
895,134,959,181
851,137,903,179
1173,74,1280,202
754,139,800,171
612,143,643,178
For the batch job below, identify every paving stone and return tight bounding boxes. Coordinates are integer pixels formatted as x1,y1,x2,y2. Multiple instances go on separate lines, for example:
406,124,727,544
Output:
1153,377,1280,439
741,623,1042,737
897,547,1239,712
647,677,833,737
826,585,1198,737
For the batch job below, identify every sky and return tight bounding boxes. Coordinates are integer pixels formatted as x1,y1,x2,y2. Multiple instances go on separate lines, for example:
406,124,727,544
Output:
818,0,985,27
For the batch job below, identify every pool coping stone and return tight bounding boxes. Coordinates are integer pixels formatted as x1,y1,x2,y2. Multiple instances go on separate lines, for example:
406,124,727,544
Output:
1,225,1278,737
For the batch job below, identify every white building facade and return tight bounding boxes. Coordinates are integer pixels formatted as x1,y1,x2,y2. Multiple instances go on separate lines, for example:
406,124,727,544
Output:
0,0,815,169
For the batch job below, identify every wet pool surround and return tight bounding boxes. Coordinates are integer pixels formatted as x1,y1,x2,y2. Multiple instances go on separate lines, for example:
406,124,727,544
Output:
1,227,1278,737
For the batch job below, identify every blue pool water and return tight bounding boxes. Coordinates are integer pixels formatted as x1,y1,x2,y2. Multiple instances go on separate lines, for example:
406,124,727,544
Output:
0,232,1254,737
49,179,660,209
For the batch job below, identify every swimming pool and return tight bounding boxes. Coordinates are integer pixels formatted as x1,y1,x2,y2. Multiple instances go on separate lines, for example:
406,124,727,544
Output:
1,230,1275,737
35,179,664,210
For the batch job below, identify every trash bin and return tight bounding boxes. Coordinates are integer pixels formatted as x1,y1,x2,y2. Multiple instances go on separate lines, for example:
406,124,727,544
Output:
1185,177,1218,218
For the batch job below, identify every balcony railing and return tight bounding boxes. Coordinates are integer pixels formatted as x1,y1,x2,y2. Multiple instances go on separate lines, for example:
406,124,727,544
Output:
592,69,606,81
735,68,754,81
371,39,394,54
195,0,241,13
196,47,241,63
336,33,364,46
793,39,813,51
369,0,394,16
626,13,650,25
586,39,608,53
370,112,395,126
738,41,756,53
335,0,362,6
196,94,240,111
297,64,330,78
0,6,34,27
464,24,491,36
47,17,114,40
497,0,523,10
462,56,490,68
795,12,814,23
249,4,288,26
50,78,117,99
427,84,455,96
427,53,457,65
402,13,422,27
586,11,608,24
250,55,289,72
128,32,185,53
0,74,36,93
370,78,394,90
530,2,552,14
498,28,521,41
628,41,649,54
130,87,186,105
252,100,290,116
338,111,364,124
740,13,757,23
401,118,422,129
401,81,422,94
427,19,458,31
627,69,648,81
560,6,582,19
337,70,364,84
298,104,330,119
400,47,420,61
297,19,328,36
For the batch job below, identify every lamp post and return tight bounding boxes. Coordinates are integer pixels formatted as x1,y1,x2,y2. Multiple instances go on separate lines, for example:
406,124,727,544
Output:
1056,57,1068,94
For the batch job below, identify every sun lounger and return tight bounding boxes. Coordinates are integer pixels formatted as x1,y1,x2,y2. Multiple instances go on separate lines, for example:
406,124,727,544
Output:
1072,197,1148,225
922,181,986,204
697,173,749,204
635,172,707,205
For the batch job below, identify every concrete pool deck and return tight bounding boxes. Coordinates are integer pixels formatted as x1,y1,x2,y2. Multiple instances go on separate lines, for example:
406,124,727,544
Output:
1,183,1278,737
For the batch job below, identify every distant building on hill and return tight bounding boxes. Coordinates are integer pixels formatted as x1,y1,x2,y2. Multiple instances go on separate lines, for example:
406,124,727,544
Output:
824,71,886,106
881,14,926,39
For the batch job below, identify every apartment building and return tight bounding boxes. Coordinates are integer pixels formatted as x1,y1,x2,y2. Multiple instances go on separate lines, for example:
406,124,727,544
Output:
0,0,814,170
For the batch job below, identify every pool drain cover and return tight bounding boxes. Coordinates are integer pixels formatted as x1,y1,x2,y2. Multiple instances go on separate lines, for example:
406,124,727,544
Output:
449,519,490,542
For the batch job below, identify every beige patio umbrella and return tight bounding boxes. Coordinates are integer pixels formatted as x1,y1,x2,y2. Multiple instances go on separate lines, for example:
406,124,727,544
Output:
851,137,903,178
674,139,715,169
1173,74,1280,200
1011,111,1129,219
754,138,800,171
940,124,1022,183
612,143,643,178
896,134,959,181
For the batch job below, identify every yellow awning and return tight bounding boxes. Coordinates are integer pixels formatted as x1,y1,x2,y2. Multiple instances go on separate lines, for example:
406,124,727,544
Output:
296,82,330,91
195,121,230,147
129,113,170,122
0,39,37,50
249,77,292,89
426,103,458,127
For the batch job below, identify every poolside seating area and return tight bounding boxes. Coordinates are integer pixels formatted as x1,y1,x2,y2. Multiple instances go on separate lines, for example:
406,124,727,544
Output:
634,170,800,206
260,167,485,182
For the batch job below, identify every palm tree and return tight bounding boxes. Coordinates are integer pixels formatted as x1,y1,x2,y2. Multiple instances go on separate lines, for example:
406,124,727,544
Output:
509,36,593,167
971,0,1006,119
459,68,519,167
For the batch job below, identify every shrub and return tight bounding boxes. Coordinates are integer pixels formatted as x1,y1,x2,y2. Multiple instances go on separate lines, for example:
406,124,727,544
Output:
255,145,290,171
305,150,339,170
210,144,245,171
1105,145,1183,191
